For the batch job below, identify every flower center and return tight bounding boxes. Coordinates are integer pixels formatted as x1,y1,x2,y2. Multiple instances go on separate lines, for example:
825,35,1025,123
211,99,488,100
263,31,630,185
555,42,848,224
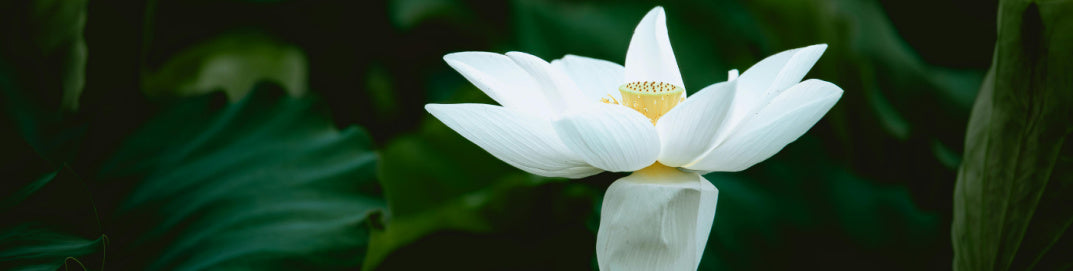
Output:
601,81,685,124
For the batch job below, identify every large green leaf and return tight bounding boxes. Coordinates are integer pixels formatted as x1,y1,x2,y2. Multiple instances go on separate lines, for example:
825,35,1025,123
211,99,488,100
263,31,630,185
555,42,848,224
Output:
94,86,383,270
953,1,1073,270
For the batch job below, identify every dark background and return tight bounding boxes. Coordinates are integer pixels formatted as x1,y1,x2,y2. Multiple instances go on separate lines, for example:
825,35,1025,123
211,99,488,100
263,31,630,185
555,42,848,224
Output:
1,0,1001,270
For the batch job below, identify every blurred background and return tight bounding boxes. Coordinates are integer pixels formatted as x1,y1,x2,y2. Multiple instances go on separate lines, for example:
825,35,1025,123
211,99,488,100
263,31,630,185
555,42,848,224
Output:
0,0,1003,270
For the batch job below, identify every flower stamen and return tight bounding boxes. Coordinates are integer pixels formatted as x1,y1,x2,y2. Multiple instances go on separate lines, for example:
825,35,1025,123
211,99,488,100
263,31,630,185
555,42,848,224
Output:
600,94,620,105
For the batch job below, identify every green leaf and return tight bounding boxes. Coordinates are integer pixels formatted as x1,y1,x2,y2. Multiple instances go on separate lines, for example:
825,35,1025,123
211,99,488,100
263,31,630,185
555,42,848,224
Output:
953,1,1073,270
141,32,309,101
0,0,89,163
95,85,383,270
0,4,100,260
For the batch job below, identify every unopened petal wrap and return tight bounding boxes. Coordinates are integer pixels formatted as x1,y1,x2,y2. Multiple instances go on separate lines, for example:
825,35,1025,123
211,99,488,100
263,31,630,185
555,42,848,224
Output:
596,170,718,271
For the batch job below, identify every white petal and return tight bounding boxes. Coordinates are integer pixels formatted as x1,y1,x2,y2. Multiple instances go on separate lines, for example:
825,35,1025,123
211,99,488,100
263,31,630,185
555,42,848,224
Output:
505,51,589,112
551,54,624,102
553,103,659,172
443,52,553,117
694,176,717,267
685,79,842,172
655,80,736,167
727,69,739,81
597,170,718,271
624,7,684,88
426,103,602,178
724,44,827,132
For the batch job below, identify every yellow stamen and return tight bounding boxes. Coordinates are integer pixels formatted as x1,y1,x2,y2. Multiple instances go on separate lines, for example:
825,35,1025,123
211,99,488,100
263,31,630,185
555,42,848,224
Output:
618,81,685,124
600,94,620,105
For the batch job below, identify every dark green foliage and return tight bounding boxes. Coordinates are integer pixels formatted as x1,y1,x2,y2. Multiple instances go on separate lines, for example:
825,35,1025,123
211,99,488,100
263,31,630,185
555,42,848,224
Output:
953,1,1073,270
3,81,383,270
1,1,102,269
1,161,105,271
702,137,943,270
94,86,382,270
3,0,390,268
1,69,100,268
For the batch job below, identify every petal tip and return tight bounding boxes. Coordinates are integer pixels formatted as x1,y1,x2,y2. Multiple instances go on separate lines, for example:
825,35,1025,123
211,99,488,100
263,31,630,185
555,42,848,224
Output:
424,103,447,115
804,44,828,55
443,51,501,64
637,6,667,29
801,79,845,96
442,52,460,61
442,51,474,61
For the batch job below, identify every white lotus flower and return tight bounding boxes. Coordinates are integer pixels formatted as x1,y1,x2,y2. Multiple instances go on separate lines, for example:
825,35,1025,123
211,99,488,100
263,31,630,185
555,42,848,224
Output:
426,6,841,271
